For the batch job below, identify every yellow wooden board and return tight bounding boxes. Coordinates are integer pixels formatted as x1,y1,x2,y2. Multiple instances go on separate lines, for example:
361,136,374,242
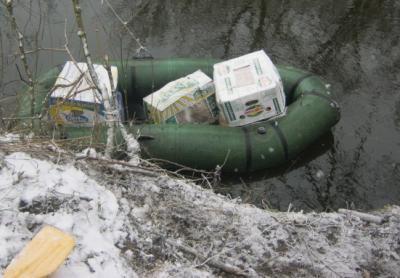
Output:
3,226,75,278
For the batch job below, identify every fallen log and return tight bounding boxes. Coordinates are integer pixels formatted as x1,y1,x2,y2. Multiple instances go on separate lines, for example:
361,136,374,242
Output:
338,209,384,224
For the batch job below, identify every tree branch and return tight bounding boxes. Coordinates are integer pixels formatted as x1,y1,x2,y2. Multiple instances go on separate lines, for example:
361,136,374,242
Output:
71,0,116,158
338,209,384,224
5,0,36,125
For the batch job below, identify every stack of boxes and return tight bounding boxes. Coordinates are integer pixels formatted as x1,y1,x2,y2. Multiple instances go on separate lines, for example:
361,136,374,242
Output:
144,50,286,127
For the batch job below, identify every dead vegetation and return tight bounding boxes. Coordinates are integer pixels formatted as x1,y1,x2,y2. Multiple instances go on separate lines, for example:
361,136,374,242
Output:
89,148,400,277
1,138,399,277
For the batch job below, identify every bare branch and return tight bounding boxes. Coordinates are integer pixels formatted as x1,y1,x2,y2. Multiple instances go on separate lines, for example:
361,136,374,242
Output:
166,239,258,277
77,156,159,178
103,55,116,158
103,0,152,57
5,0,36,125
23,48,67,55
338,209,384,224
71,0,116,158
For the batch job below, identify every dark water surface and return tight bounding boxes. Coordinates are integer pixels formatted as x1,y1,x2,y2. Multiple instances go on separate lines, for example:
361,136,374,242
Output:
1,0,399,211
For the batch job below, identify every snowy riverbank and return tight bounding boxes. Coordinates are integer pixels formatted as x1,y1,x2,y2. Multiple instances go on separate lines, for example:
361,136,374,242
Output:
0,137,399,277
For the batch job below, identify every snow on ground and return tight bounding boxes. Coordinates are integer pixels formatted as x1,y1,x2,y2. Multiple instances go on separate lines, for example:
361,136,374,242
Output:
0,152,137,277
0,133,19,143
0,139,399,277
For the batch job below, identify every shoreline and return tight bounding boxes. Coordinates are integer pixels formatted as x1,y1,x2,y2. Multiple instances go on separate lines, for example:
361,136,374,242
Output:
0,136,399,277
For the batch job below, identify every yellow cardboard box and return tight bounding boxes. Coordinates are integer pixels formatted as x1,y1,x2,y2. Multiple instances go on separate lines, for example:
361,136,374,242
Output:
143,70,218,124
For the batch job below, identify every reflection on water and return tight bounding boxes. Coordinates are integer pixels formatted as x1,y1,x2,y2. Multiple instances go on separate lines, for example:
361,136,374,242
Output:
1,0,399,211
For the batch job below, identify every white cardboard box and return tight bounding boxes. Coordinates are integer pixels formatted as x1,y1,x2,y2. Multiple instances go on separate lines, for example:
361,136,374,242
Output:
143,70,218,124
49,61,119,126
213,50,286,127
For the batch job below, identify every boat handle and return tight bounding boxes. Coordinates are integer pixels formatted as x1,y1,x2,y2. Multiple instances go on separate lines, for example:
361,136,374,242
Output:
137,135,155,141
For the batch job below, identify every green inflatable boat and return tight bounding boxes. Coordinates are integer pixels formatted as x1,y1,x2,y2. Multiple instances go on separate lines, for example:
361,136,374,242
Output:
17,58,340,173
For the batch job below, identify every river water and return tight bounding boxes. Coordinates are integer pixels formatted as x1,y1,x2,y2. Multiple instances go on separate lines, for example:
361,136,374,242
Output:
1,0,399,211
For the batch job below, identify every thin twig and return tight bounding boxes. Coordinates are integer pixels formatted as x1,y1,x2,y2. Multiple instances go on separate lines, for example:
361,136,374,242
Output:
166,239,258,277
22,47,67,55
77,156,159,177
103,0,151,57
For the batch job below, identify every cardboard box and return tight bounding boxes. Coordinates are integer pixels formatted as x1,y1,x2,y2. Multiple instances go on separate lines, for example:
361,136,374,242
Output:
49,61,119,126
143,70,218,124
213,50,286,127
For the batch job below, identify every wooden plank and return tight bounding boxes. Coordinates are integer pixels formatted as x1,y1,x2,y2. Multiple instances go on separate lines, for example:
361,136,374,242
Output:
4,226,75,278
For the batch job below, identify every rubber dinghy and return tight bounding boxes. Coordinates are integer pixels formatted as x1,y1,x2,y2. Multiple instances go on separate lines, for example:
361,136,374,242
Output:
17,58,340,173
